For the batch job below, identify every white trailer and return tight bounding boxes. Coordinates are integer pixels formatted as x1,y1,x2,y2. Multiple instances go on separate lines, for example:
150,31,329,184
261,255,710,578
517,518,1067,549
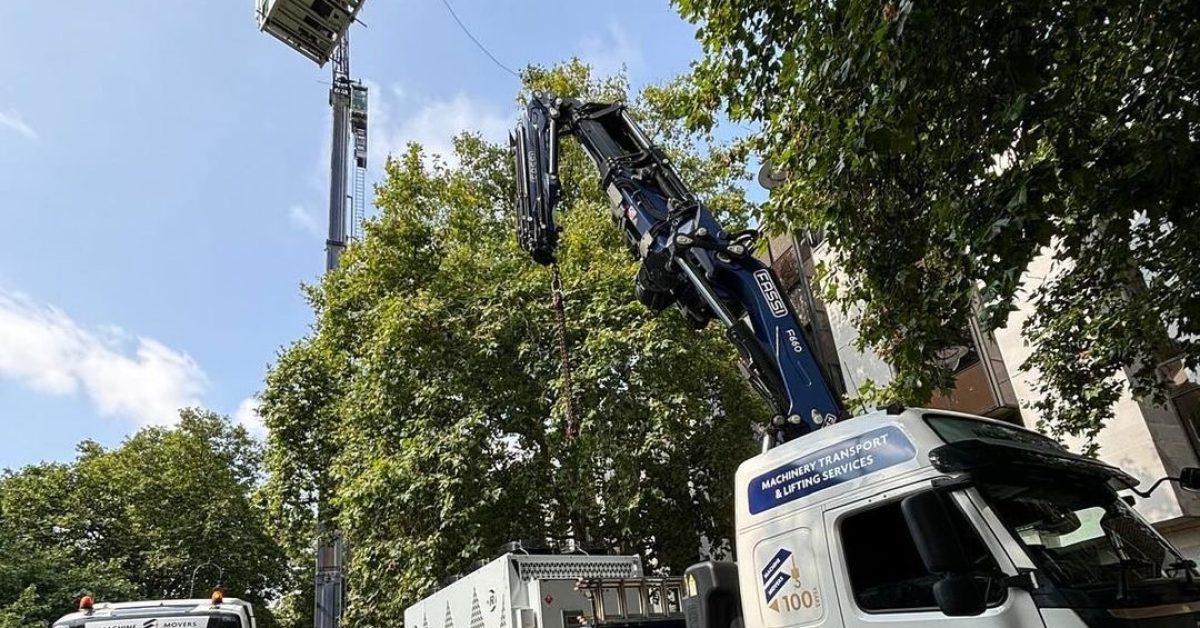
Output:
405,552,685,628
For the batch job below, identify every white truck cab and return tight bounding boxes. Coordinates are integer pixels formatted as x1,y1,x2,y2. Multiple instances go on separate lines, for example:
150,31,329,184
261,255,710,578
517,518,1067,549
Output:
52,594,256,628
685,407,1200,628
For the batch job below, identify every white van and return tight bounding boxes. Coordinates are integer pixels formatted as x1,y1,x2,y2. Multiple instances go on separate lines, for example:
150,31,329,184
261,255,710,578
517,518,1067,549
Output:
52,593,256,628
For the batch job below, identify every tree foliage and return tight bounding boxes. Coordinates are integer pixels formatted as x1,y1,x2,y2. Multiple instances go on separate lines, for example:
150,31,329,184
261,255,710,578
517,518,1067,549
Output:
260,62,765,624
0,410,287,627
676,0,1200,444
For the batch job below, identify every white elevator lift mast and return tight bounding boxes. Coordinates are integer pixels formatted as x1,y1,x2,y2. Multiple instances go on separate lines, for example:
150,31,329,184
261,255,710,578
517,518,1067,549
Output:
254,4,370,628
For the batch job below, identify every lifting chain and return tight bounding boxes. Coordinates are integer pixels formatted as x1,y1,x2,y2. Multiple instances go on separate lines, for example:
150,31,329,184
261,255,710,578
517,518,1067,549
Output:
550,263,579,440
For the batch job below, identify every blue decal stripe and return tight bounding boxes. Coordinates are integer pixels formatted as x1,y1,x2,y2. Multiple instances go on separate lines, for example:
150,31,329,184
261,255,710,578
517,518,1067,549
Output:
760,548,792,583
764,572,790,602
748,426,917,515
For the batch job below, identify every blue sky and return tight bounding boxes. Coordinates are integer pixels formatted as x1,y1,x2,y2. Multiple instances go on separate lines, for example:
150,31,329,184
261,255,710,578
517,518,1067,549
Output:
0,1,704,469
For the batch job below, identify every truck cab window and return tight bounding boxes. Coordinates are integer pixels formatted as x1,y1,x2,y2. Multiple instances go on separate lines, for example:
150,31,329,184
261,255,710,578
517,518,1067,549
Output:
840,494,1004,612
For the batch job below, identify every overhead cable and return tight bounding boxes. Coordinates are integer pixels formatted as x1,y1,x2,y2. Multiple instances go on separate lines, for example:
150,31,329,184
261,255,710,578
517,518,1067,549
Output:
439,0,521,79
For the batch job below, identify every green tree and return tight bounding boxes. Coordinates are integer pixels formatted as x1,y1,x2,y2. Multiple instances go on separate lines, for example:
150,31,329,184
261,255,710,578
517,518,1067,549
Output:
0,462,137,628
675,0,1200,447
259,336,344,628
0,409,287,626
260,62,764,624
0,587,52,628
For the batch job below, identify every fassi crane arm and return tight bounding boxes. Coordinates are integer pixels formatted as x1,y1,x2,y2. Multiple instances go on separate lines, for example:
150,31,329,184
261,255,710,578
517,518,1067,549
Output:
511,92,843,443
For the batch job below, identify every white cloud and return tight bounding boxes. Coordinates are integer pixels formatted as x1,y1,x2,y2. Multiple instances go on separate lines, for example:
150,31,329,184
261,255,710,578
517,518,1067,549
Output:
288,204,322,237
0,290,207,426
368,83,510,168
578,21,644,80
0,109,37,140
233,397,266,440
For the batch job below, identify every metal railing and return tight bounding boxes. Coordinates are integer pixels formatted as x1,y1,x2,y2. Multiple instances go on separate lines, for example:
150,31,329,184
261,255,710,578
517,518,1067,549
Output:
574,577,684,625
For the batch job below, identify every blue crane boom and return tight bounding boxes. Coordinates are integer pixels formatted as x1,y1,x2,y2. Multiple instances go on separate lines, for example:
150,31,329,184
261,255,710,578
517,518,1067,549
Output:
511,92,844,443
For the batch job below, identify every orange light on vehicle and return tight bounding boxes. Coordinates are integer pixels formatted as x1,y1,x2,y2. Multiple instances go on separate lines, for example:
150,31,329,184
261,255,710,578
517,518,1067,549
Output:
211,589,224,605
79,596,95,611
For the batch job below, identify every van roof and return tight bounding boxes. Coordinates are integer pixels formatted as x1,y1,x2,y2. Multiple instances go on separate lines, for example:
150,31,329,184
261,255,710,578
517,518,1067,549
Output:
54,598,251,626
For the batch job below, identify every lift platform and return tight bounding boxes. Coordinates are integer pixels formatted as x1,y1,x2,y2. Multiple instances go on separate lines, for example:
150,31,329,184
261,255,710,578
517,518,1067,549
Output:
255,0,367,65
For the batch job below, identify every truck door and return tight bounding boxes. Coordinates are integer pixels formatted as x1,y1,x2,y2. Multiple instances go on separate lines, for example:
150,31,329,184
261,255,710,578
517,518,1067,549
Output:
825,485,1044,628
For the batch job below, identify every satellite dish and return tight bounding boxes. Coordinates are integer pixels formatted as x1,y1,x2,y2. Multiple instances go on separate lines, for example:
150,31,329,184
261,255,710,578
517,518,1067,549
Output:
757,162,789,191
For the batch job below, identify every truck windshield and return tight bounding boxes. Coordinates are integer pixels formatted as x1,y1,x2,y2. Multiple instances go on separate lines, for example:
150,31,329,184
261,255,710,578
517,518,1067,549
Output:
977,479,1189,593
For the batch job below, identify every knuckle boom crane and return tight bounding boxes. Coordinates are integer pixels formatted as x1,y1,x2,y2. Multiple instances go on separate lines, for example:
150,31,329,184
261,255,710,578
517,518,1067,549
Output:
511,92,842,444
498,91,1200,628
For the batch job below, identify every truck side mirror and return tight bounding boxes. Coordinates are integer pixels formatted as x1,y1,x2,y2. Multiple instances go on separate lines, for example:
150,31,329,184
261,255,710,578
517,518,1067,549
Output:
901,491,987,617
933,574,988,617
682,561,742,628
1180,468,1200,492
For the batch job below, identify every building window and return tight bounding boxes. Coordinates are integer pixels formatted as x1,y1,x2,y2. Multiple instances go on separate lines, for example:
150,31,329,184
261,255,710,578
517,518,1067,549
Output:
788,286,812,325
773,244,803,291
840,495,1004,612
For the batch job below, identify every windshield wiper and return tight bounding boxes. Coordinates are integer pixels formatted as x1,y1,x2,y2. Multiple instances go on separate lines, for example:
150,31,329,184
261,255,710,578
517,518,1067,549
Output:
1111,558,1155,601
1168,559,1198,583
1109,558,1200,602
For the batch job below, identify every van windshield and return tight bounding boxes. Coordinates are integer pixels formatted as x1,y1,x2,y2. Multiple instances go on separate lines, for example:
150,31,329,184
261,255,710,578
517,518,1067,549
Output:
977,478,1191,598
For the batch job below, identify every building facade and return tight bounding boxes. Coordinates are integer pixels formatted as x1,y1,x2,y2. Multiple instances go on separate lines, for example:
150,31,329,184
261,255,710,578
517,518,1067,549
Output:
760,231,1200,560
